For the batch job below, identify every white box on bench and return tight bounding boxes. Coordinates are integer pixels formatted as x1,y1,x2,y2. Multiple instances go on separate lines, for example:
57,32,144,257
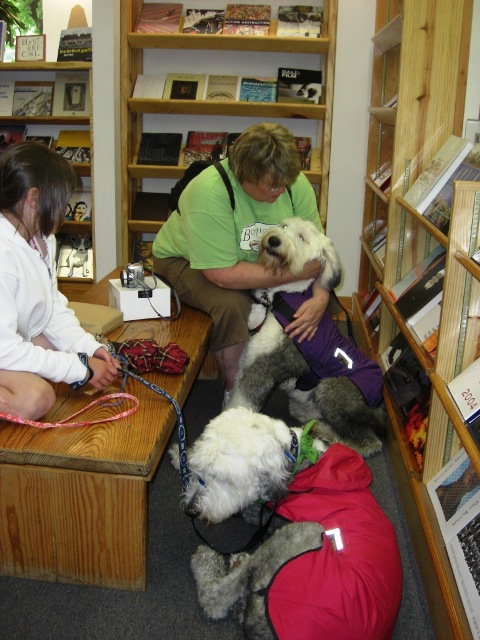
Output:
108,277,170,321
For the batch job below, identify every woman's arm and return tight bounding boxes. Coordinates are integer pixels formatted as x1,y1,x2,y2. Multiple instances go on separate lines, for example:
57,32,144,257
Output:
202,259,322,290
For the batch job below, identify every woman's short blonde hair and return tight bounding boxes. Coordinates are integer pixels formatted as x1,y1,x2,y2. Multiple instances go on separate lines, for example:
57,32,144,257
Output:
229,122,301,186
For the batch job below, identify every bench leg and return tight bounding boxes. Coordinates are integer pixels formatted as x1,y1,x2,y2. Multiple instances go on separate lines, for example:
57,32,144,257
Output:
0,464,147,590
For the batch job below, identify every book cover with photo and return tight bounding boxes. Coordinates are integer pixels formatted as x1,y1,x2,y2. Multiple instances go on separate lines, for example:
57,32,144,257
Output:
183,130,228,166
12,82,53,117
65,189,92,222
56,234,94,279
137,132,183,166
55,129,91,164
182,8,225,34
277,5,323,38
295,136,312,170
163,73,206,100
131,235,154,271
223,4,271,36
52,71,90,117
277,67,322,105
134,3,183,34
239,76,277,103
57,27,92,62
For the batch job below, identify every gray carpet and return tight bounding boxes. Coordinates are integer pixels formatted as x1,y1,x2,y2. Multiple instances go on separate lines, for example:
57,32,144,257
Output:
0,379,435,640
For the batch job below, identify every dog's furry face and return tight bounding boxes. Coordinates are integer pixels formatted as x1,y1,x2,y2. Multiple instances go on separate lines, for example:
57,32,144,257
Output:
258,217,342,291
181,408,295,525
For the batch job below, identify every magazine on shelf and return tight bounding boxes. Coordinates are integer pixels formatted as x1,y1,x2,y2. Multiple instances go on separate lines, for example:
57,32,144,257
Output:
182,8,225,34
447,356,480,425
183,130,228,166
52,71,90,117
57,27,92,62
276,5,323,38
223,4,271,36
239,76,277,102
12,82,53,117
134,3,183,34
55,129,91,164
395,252,446,322
163,73,207,100
277,67,322,105
204,75,239,101
137,132,183,166
388,245,446,303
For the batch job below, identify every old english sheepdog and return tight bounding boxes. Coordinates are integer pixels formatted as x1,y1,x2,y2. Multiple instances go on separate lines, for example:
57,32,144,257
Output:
227,217,385,457
181,407,402,639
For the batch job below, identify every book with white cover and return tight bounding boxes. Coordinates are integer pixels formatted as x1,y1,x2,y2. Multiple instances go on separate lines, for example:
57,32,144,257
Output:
447,356,480,424
0,80,14,116
132,74,166,99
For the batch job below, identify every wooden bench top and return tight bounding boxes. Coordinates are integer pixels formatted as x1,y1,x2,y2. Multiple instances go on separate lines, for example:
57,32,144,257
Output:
0,270,212,479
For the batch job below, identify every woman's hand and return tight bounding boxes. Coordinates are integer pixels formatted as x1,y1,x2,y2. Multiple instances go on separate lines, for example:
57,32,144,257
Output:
88,347,122,391
284,285,330,343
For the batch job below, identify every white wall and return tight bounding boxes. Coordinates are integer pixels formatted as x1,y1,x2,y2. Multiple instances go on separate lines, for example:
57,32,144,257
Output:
43,1,92,61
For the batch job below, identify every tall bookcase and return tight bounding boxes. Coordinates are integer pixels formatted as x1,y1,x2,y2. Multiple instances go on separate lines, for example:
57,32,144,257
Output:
353,1,477,638
120,0,337,266
0,61,94,301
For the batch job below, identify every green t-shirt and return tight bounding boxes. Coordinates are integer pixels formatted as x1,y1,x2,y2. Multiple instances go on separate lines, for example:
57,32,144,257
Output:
152,159,324,269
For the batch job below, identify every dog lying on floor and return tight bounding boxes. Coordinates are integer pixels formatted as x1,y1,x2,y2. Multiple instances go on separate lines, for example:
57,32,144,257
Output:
226,217,385,457
180,407,402,640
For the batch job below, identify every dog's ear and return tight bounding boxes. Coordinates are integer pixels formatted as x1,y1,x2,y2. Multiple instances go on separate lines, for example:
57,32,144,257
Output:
318,235,342,291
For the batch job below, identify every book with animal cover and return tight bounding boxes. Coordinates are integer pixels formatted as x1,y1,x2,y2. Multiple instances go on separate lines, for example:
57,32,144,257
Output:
55,129,91,164
277,67,322,105
0,20,6,62
277,5,323,38
163,73,207,100
0,80,14,116
204,74,239,101
56,234,94,279
239,76,277,103
137,132,183,166
132,74,166,99
57,27,93,62
388,245,446,303
395,252,446,322
12,82,53,117
447,356,480,425
134,3,183,34
52,71,90,117
131,191,171,221
295,136,312,170
426,448,480,639
422,143,480,234
183,130,228,166
65,189,92,222
182,8,225,34
223,4,271,36
403,135,473,212
0,124,27,155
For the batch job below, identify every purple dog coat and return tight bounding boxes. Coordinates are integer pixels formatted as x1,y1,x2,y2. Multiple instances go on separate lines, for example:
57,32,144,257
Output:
272,288,383,407
266,444,403,640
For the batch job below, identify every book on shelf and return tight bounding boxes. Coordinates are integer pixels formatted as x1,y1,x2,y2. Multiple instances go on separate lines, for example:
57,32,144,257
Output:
52,71,90,117
374,241,386,267
422,143,480,234
132,74,166,99
12,82,53,117
24,135,53,148
370,161,392,193
403,135,473,213
131,191,171,221
380,331,408,372
387,245,446,303
56,234,94,279
57,27,93,62
131,235,154,271
0,124,27,155
406,290,443,328
447,356,480,425
137,132,183,166
134,3,183,34
239,76,277,103
276,5,323,38
362,218,387,250
55,129,91,164
408,300,442,359
466,414,480,449
182,8,225,34
183,130,228,166
204,74,239,101
426,448,480,639
0,80,14,116
395,252,446,323
295,136,312,170
223,4,271,36
0,20,6,62
65,188,92,222
163,73,207,100
277,67,322,105
362,287,381,320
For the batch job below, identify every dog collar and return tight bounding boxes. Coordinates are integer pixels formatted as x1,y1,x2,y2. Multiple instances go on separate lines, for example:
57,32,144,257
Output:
284,429,299,465
249,289,273,334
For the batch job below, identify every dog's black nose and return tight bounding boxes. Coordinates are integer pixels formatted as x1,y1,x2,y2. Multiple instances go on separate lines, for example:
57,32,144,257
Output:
184,504,200,518
267,235,281,248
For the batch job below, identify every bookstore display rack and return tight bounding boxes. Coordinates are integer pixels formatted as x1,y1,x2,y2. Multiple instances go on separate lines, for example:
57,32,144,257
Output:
120,0,337,266
0,61,93,300
352,1,478,638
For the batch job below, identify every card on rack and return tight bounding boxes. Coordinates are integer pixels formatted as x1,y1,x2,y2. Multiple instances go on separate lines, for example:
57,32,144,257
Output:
57,27,93,62
134,3,183,34
0,124,27,155
223,4,271,36
0,80,14,116
163,73,207,100
182,8,225,34
12,81,53,117
52,71,90,117
204,75,239,101
137,132,183,166
277,67,323,105
183,130,228,166
239,76,277,102
395,252,446,322
447,356,480,425
276,5,323,38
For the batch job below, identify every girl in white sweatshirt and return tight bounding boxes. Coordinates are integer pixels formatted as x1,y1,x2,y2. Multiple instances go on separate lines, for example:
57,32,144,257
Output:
0,142,120,421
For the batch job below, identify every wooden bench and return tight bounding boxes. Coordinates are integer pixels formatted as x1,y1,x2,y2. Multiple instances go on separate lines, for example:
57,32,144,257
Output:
0,269,212,590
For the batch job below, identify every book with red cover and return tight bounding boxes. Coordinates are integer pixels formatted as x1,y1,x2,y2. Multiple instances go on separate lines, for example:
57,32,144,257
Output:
135,3,183,34
183,130,228,166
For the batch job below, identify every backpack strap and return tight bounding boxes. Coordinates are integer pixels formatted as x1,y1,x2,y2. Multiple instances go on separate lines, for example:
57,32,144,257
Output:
214,161,235,211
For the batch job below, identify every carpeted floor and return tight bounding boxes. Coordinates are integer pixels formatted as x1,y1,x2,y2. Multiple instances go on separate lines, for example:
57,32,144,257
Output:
0,379,435,640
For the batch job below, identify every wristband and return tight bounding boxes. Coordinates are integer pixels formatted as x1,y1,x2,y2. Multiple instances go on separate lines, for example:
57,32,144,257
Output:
70,352,95,390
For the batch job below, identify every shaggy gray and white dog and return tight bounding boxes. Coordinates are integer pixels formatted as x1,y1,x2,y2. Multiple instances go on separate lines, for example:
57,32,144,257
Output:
227,217,385,457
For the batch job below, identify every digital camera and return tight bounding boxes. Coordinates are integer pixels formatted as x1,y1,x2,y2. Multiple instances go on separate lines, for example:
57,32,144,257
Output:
120,263,145,288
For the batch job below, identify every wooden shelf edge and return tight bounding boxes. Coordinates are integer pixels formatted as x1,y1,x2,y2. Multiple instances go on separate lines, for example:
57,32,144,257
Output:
365,175,390,203
396,197,449,248
0,61,92,71
368,106,396,126
372,15,402,53
128,220,164,233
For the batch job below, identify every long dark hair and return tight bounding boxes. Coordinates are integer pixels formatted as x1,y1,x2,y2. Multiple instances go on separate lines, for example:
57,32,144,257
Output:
0,141,77,236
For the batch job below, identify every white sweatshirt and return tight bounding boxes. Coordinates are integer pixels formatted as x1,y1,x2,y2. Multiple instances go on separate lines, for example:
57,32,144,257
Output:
0,214,104,384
